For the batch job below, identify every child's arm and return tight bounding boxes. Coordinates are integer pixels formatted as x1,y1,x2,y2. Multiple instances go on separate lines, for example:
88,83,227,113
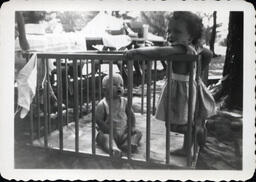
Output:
95,102,110,133
123,45,187,60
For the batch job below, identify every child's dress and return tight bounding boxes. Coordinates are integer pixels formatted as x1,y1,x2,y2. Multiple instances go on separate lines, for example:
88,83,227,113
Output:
155,44,216,130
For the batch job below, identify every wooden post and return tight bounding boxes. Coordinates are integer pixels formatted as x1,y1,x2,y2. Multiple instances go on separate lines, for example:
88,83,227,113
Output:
127,60,134,159
146,60,152,162
73,59,79,153
187,61,195,166
91,59,96,154
57,58,63,151
166,61,172,164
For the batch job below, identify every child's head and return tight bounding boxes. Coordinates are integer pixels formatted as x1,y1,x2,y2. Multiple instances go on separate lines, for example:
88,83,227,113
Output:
102,73,124,98
167,11,203,46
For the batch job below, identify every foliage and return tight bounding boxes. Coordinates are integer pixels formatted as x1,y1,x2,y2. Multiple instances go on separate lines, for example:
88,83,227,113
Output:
22,11,47,24
56,11,98,32
140,11,170,37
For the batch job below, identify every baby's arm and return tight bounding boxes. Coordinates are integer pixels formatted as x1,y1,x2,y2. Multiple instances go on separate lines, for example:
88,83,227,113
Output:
123,45,186,60
95,102,110,133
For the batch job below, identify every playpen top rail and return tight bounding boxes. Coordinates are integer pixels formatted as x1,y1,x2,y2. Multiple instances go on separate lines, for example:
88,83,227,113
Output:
33,51,198,62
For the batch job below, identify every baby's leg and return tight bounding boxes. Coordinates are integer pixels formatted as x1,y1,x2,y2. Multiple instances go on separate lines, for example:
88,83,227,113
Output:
96,132,122,158
120,130,142,153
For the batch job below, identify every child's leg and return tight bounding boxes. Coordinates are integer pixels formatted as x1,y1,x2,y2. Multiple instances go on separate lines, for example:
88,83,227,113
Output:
119,130,142,153
96,131,122,158
170,124,189,156
131,129,142,147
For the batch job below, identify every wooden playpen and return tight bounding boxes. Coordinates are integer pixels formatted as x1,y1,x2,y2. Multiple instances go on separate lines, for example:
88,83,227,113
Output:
26,51,201,169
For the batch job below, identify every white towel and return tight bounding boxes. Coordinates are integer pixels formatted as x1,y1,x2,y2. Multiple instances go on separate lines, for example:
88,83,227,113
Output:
16,53,38,118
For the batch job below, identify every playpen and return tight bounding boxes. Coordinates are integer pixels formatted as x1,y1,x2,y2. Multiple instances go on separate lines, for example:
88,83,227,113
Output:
26,51,201,169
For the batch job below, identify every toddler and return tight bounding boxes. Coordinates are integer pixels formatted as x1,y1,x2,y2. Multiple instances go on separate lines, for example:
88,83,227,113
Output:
95,73,142,157
124,11,215,156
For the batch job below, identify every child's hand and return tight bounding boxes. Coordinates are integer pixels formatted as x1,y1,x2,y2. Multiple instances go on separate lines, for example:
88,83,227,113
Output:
123,49,137,60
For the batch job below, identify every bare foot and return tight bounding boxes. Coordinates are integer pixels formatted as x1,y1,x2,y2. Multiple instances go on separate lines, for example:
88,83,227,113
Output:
170,148,186,156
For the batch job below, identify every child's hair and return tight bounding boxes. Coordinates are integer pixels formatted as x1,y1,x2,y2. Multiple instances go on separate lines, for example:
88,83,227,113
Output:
102,73,123,88
168,11,203,46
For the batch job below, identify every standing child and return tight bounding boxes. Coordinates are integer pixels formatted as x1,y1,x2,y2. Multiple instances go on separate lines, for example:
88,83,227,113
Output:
124,11,215,156
95,73,142,157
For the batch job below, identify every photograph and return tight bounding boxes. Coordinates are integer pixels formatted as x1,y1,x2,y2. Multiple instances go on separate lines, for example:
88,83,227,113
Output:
0,0,255,181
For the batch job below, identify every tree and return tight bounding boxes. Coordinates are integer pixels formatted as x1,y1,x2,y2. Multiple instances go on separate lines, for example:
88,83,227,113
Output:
209,11,217,56
214,12,243,110
56,11,98,32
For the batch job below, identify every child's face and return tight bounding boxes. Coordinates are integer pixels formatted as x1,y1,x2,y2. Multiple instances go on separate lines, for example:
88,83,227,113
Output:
167,19,192,45
104,77,124,99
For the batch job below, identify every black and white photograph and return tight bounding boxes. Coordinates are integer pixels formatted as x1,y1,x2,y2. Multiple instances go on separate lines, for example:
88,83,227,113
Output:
0,0,255,181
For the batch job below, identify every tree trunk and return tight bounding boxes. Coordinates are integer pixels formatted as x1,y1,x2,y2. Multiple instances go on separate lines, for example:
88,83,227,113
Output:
209,11,217,56
221,12,243,110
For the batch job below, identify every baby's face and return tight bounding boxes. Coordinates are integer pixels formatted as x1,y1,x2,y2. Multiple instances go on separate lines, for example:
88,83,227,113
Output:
112,78,124,98
167,20,192,45
104,77,124,99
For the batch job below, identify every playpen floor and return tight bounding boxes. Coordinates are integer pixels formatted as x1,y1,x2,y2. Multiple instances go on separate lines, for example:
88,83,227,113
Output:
33,113,189,167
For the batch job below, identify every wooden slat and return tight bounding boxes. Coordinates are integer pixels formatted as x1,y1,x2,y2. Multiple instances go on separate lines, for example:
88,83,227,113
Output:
86,59,90,112
65,59,69,126
43,58,48,148
91,59,96,154
108,61,113,156
46,60,51,134
29,103,34,144
127,60,134,159
153,60,157,115
186,61,195,166
194,55,201,160
73,59,79,152
80,59,83,117
36,66,41,139
166,61,172,164
141,60,145,114
99,64,102,100
146,61,152,162
57,58,63,151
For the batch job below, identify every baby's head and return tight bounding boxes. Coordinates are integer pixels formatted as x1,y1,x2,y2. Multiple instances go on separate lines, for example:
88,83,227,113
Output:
167,11,203,46
102,73,124,99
